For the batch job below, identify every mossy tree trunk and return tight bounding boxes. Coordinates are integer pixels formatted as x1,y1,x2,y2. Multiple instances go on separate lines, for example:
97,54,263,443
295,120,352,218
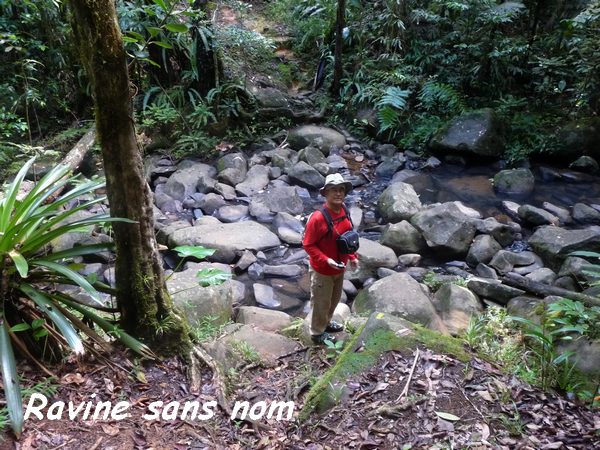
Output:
68,0,190,354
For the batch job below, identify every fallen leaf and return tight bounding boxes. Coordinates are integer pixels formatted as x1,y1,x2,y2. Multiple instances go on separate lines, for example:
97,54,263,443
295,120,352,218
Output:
371,382,389,394
476,390,494,402
101,424,120,436
61,373,85,385
434,411,460,421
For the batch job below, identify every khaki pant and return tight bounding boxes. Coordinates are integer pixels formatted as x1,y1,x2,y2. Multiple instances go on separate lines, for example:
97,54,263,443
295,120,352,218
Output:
309,267,344,335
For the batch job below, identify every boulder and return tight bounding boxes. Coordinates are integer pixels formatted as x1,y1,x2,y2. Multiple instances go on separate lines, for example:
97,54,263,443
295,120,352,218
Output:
466,235,502,267
472,217,520,247
287,161,326,190
251,186,304,216
493,168,535,196
167,263,233,325
352,272,448,333
573,203,600,224
528,226,600,270
236,306,293,332
168,217,281,263
163,165,216,201
216,205,249,223
380,221,425,254
287,125,346,155
432,283,482,336
411,203,477,256
235,165,270,197
217,152,247,185
518,204,560,226
556,117,600,161
298,146,326,167
376,182,422,223
467,277,524,305
489,250,536,275
570,156,599,173
428,108,505,157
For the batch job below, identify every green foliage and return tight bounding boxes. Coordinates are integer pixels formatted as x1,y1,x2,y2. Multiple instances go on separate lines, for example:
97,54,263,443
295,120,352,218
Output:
231,340,262,365
170,245,232,287
0,158,155,437
324,338,344,359
191,315,231,343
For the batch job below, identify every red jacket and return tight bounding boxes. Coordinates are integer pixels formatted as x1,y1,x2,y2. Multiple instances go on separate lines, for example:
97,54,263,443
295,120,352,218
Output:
303,204,358,275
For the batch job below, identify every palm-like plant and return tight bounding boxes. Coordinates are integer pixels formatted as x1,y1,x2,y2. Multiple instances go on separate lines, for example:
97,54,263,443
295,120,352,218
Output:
0,158,155,437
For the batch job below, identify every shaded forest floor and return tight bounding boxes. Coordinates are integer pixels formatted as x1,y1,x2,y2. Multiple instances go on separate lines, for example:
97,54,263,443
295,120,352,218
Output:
2,344,598,449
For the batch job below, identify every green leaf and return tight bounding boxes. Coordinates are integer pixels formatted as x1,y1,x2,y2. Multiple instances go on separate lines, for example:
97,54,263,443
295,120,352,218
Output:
127,31,145,41
0,317,24,437
9,323,31,332
165,23,188,33
196,268,232,286
174,245,216,259
140,57,161,68
32,318,45,329
30,260,104,306
435,411,460,421
19,284,84,354
123,36,140,44
151,40,174,49
0,157,35,231
151,0,168,10
146,26,162,38
43,243,115,262
9,250,28,278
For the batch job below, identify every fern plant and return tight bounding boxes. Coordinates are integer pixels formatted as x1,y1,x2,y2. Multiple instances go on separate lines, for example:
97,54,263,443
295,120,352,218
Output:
0,158,155,437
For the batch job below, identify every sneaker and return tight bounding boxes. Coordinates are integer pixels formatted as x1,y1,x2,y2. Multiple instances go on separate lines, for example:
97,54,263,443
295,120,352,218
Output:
311,332,336,345
326,321,344,332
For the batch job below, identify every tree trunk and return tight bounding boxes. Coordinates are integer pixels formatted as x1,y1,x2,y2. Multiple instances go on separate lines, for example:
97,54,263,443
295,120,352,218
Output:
331,0,346,97
68,0,190,354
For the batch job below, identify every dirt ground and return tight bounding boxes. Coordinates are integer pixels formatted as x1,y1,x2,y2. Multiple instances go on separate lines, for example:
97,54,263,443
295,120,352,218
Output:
2,343,598,450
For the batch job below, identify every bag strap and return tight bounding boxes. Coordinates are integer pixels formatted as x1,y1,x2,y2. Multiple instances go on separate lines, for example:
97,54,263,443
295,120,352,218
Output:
319,204,353,236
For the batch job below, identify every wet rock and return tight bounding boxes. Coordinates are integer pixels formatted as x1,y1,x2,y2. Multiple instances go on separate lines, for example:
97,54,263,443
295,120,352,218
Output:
493,168,535,196
554,276,579,291
248,262,265,280
235,250,257,272
411,202,477,256
573,203,600,223
380,221,425,254
253,283,280,308
377,182,422,223
352,272,448,333
429,108,505,157
326,153,348,171
444,175,495,204
501,200,521,221
570,155,599,173
432,283,482,336
287,125,346,155
374,143,398,158
375,155,406,178
466,235,502,267
489,250,536,275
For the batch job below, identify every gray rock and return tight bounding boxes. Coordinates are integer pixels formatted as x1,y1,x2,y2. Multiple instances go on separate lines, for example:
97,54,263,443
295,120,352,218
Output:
411,203,477,256
252,186,304,216
154,192,182,214
248,262,264,280
253,283,280,309
526,268,557,284
429,108,505,157
287,161,326,190
518,204,560,226
556,338,600,376
198,193,226,215
528,226,600,270
216,205,249,223
217,152,248,185
471,218,520,247
377,182,422,223
298,146,326,167
262,264,303,278
356,237,397,272
466,235,502,267
570,155,599,173
573,203,600,224
352,272,448,333
493,168,535,196
489,250,536,275
235,165,270,197
432,283,482,336
375,155,405,178
269,147,299,172
476,263,498,279
377,268,397,278
326,153,348,171
288,125,346,155
380,221,425,254
554,276,579,291
558,256,598,283
236,306,292,332
467,277,525,305
343,279,358,296
398,253,422,267
163,164,216,201
542,202,571,224
167,263,233,325
168,217,281,263
235,250,257,272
